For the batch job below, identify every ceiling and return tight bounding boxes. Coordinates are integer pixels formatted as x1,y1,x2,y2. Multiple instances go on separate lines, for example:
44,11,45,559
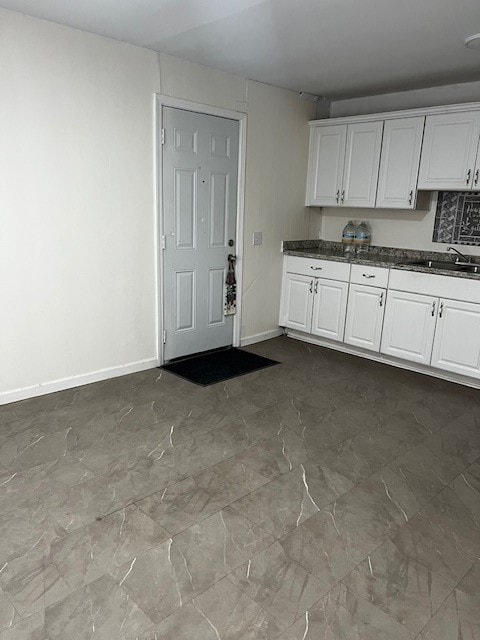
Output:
2,0,480,99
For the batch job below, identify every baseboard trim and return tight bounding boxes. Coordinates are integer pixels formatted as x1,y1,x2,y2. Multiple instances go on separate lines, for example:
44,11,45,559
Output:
286,329,480,390
0,358,159,406
241,328,283,347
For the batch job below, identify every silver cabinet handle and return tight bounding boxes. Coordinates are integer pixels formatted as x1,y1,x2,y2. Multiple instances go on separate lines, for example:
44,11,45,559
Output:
379,291,384,307
439,301,444,318
475,169,479,187
309,280,313,293
335,190,340,203
341,190,345,204
431,300,436,316
314,280,319,294
310,266,323,270
466,169,472,186
408,190,414,206
362,274,375,279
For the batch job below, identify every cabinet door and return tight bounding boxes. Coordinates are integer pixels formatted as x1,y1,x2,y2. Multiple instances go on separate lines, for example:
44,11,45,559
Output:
344,284,386,352
431,299,480,379
417,111,480,190
306,125,346,206
376,117,424,209
311,278,348,342
381,290,437,364
342,121,383,208
279,273,314,333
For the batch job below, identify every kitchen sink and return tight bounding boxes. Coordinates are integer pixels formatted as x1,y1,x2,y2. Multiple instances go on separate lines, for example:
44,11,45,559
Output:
403,259,480,274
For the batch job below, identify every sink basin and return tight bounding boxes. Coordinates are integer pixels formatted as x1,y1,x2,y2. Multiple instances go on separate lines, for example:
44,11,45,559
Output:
404,260,463,271
403,260,480,274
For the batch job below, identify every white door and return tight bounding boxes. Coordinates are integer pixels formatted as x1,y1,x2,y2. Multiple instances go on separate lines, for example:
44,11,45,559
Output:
417,111,480,190
162,107,239,360
344,284,385,352
376,117,424,209
306,125,346,206
341,121,383,208
279,273,314,333
311,278,348,341
381,290,438,364
431,299,480,379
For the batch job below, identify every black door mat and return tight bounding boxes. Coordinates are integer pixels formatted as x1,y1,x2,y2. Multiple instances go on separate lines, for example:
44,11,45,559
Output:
161,347,279,386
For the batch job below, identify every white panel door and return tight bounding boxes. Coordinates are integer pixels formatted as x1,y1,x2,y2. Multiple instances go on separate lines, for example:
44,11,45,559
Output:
431,299,480,379
376,117,424,209
417,112,480,190
279,273,314,333
381,290,438,364
163,107,239,360
311,278,348,342
344,284,385,352
306,125,346,206
342,121,383,208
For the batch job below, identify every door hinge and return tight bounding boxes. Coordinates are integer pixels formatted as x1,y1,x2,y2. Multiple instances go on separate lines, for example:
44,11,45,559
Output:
161,128,165,145
161,234,166,250
163,330,167,344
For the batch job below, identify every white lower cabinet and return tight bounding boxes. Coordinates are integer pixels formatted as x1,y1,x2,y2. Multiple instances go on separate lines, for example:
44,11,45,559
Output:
344,284,385,352
311,278,348,341
380,290,438,365
279,273,314,333
431,299,480,379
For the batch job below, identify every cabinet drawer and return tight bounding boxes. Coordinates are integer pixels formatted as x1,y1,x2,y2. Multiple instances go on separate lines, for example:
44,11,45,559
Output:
284,255,350,281
350,264,389,288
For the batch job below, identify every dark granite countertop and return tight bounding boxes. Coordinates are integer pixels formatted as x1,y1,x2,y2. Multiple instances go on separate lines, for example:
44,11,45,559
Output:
283,240,480,281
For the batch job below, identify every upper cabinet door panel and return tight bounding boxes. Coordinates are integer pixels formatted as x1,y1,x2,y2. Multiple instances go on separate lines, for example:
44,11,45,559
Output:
417,111,480,190
342,121,384,208
376,117,425,209
306,125,346,206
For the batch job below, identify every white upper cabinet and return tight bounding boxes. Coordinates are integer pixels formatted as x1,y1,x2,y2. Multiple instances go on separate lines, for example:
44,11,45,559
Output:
417,111,480,190
376,117,425,209
431,299,480,379
306,125,346,206
342,121,384,208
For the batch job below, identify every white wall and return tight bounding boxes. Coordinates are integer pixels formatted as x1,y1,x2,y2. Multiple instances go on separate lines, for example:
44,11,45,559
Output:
0,9,315,403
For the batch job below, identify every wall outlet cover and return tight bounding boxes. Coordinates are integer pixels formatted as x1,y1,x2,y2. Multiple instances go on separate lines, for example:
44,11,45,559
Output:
253,231,263,246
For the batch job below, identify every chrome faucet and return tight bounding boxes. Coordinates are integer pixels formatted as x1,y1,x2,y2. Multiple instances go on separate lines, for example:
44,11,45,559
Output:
447,246,471,264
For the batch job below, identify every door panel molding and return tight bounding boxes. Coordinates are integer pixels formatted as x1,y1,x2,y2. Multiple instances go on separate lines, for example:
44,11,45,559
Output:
156,95,247,364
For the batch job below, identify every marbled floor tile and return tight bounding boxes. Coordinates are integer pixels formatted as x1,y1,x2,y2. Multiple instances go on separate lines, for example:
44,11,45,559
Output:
388,444,459,507
342,539,453,634
228,541,330,628
0,612,44,640
316,429,407,485
278,584,415,640
115,508,274,622
0,457,94,516
374,409,433,450
422,418,480,471
278,507,378,586
392,487,480,583
47,458,181,532
450,461,480,520
233,432,310,480
49,505,169,589
0,589,17,633
0,543,71,618
137,459,268,535
154,577,285,640
42,574,155,640
419,562,480,640
230,471,320,538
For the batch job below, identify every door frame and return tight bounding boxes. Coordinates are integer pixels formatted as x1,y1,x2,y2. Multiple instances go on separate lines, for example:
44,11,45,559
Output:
154,94,247,365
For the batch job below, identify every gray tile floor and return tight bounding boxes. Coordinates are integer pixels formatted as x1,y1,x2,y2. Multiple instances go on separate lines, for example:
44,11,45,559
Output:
0,337,479,639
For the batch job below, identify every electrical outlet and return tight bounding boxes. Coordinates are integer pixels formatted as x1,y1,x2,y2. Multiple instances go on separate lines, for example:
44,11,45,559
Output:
252,231,263,246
